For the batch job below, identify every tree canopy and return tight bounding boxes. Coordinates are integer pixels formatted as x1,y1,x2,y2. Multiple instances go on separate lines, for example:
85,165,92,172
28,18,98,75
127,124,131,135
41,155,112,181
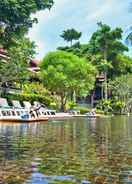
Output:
89,22,128,60
109,74,132,113
0,0,54,47
0,37,36,87
88,22,128,100
61,28,82,46
40,51,96,111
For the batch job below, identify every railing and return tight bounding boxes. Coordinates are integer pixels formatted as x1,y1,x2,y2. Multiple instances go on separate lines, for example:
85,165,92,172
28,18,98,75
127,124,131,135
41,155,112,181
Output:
0,87,22,94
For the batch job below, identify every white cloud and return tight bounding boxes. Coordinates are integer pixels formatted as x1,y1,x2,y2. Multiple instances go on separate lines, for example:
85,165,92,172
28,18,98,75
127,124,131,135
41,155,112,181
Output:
28,0,69,59
86,0,117,22
28,0,131,59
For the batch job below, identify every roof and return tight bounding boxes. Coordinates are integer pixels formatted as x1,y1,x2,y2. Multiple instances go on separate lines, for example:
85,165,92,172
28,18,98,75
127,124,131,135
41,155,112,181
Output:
0,48,40,72
30,59,40,67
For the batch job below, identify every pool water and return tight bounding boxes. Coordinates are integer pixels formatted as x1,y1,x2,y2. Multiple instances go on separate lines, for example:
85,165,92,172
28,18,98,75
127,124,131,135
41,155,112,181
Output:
0,116,132,184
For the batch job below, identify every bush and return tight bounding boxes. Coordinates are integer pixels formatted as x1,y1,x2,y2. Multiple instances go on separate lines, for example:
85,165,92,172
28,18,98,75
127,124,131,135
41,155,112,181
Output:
67,101,77,110
75,106,90,114
95,109,105,114
49,102,59,110
112,100,125,114
96,99,113,114
3,93,52,107
96,99,125,114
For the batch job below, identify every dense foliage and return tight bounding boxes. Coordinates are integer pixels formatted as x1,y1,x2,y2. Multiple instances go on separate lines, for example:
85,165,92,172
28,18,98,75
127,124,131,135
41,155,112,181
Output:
0,0,54,47
61,29,82,46
3,82,53,106
109,74,132,111
0,0,54,103
89,22,128,59
0,38,36,87
1,0,132,114
40,51,96,111
58,23,132,108
58,23,130,79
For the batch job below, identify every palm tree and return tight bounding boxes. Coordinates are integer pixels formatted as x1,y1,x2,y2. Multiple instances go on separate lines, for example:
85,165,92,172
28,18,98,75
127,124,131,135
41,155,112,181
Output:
61,28,82,46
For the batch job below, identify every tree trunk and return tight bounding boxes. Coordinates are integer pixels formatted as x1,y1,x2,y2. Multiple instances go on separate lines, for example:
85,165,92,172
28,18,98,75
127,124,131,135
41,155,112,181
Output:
104,71,108,100
70,90,76,103
103,42,108,101
73,90,76,103
60,95,66,112
71,90,76,102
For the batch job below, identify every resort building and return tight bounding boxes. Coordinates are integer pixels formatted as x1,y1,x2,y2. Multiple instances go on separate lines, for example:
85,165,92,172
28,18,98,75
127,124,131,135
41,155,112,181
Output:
0,48,40,95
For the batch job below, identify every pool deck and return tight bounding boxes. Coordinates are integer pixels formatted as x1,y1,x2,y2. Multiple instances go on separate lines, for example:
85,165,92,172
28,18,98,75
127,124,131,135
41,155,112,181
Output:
47,113,100,120
0,113,105,124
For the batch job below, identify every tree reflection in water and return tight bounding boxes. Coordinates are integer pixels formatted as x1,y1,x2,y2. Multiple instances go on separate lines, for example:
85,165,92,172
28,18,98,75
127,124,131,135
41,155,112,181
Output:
0,117,132,183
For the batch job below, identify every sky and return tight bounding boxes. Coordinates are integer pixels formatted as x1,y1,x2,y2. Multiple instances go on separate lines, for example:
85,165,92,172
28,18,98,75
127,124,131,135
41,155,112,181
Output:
28,0,132,59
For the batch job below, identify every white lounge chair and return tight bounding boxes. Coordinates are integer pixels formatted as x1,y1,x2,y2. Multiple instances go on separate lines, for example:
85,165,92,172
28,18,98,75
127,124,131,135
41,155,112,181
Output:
12,100,22,108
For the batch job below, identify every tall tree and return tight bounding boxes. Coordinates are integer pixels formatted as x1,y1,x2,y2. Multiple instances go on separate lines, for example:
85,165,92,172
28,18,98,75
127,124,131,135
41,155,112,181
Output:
0,37,36,88
61,28,82,46
40,51,96,111
0,0,54,47
89,22,128,100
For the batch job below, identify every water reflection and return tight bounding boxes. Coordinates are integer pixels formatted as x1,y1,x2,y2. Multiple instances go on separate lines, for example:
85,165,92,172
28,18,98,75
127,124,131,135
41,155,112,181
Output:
0,117,132,183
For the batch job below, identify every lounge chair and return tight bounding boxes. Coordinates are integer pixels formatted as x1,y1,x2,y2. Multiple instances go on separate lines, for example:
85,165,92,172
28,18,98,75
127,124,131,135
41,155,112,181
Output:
12,100,22,109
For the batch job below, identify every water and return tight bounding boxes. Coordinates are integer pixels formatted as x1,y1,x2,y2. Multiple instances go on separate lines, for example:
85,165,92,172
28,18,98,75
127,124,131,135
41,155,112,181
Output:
0,116,132,183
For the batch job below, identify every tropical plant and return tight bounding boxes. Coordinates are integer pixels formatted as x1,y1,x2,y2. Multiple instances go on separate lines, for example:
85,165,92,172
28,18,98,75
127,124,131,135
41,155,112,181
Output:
4,93,51,106
40,51,96,111
61,29,82,46
89,22,128,100
96,99,113,113
109,54,132,78
23,82,50,99
0,38,36,88
0,0,54,47
109,74,132,113
58,42,90,58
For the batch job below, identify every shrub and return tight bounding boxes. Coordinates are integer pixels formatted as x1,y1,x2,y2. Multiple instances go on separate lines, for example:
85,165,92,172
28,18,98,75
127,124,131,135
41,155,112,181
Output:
75,106,90,114
3,93,52,107
95,109,105,114
49,102,59,110
67,101,77,110
112,100,125,114
96,99,113,113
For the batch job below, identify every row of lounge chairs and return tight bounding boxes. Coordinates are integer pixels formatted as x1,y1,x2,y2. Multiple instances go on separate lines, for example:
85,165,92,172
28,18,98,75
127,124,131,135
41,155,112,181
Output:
0,98,56,114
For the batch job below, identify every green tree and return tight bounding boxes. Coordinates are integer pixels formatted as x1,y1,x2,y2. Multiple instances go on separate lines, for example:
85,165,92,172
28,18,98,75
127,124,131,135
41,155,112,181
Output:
109,74,132,113
23,82,50,96
0,0,54,47
0,37,36,88
82,53,132,78
61,29,82,46
109,54,132,78
89,22,128,100
58,42,89,57
40,51,96,111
